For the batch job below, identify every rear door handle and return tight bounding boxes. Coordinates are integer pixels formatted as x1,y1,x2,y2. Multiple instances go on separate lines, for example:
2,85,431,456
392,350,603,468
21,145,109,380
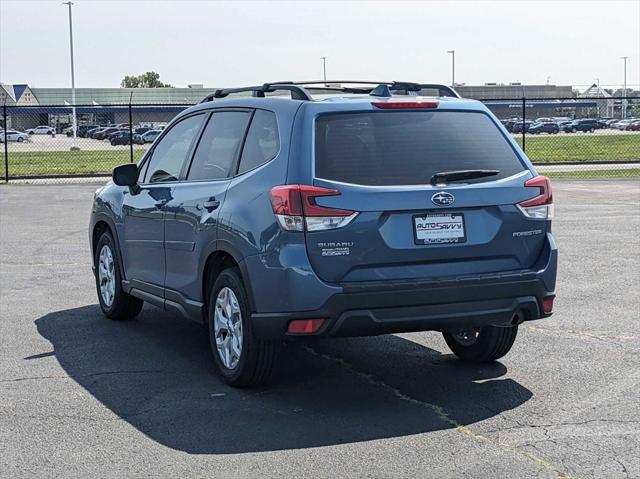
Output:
203,198,220,212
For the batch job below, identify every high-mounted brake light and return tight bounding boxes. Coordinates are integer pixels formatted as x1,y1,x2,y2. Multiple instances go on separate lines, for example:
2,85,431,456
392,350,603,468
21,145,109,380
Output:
517,175,554,220
371,101,439,109
270,185,358,232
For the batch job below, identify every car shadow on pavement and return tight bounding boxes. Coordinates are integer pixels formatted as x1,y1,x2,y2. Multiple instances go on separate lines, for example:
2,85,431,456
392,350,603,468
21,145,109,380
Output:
34,304,532,454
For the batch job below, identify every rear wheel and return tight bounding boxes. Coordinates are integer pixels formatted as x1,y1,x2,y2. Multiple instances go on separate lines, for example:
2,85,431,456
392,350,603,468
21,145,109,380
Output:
17,137,24,143
207,267,278,387
94,231,143,320
443,325,518,362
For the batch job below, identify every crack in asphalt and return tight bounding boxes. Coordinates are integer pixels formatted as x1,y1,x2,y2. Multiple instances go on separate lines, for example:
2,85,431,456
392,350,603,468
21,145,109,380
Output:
0,369,185,383
304,346,575,479
522,324,638,343
483,418,640,435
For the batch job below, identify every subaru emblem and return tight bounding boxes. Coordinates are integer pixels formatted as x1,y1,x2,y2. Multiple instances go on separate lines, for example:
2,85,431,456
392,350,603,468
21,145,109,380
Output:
431,191,455,206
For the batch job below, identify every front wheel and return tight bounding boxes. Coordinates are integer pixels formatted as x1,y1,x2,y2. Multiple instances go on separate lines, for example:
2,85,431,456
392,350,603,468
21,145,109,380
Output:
207,268,278,387
443,325,518,362
94,231,143,320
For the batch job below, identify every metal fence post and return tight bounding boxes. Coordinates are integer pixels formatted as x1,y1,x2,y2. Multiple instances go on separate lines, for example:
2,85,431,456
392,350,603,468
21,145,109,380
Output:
521,97,526,152
128,94,134,163
3,103,8,182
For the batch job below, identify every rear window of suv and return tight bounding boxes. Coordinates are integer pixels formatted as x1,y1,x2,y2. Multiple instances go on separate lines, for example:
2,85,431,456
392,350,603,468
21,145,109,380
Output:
315,111,525,186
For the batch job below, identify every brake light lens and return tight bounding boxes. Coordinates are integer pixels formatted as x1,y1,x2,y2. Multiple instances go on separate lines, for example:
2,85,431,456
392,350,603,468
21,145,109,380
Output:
517,175,554,220
270,185,358,232
371,101,439,109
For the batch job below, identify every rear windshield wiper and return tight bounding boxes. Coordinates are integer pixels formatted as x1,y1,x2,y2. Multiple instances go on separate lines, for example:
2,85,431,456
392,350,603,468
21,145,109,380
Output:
430,169,499,185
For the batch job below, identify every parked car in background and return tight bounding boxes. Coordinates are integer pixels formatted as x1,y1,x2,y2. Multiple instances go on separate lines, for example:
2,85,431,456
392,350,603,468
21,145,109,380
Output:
86,126,105,138
606,119,620,128
26,125,55,135
616,119,640,131
561,119,600,133
109,131,139,146
0,129,30,142
108,129,129,140
628,120,640,131
133,126,151,135
511,120,534,133
93,127,121,140
139,129,162,143
529,121,559,134
66,124,100,137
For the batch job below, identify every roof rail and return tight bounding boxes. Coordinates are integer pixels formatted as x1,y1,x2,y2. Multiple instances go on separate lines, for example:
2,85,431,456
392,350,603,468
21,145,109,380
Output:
293,81,460,98
200,82,312,103
200,81,460,103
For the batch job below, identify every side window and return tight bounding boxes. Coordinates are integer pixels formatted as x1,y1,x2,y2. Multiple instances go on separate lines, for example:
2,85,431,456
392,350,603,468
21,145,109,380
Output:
143,114,205,183
187,111,250,181
238,110,279,174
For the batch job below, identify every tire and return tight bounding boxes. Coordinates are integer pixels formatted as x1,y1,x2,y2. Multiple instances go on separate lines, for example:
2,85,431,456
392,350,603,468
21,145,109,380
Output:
17,137,24,143
94,231,143,320
110,140,116,146
443,325,518,363
207,267,278,387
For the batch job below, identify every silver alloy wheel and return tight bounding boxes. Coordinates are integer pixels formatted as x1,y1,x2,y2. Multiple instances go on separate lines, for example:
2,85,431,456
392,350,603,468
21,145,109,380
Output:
451,327,481,346
213,287,243,370
98,244,116,307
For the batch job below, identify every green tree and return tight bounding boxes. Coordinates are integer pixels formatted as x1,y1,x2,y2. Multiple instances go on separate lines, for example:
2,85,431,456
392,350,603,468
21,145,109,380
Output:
121,72,172,88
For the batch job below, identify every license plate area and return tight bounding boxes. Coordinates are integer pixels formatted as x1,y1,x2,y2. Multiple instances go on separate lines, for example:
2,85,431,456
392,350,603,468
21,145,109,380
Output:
413,213,466,245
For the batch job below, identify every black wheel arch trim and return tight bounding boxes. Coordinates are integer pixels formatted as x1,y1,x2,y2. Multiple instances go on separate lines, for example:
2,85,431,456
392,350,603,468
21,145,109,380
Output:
200,239,257,314
91,212,127,283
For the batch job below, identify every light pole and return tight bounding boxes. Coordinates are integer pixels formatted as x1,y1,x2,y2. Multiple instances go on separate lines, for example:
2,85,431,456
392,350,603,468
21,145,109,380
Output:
447,50,455,87
320,56,328,84
620,56,629,119
63,1,79,150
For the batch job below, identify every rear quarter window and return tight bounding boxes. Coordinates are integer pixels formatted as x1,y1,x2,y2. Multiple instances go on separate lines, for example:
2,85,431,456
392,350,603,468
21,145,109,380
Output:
315,110,525,186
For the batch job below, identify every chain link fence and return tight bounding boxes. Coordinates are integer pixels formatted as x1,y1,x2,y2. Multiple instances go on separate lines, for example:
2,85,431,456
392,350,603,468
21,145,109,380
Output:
1,97,639,182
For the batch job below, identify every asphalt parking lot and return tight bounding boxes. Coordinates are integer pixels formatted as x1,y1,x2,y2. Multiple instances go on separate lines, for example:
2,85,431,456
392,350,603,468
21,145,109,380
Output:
1,181,639,478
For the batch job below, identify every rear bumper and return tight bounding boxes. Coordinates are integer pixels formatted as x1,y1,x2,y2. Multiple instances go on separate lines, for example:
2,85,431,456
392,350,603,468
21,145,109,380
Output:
252,271,554,339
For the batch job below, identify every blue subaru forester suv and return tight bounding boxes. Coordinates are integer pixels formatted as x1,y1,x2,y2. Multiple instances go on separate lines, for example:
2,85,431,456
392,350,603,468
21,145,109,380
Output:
90,81,557,386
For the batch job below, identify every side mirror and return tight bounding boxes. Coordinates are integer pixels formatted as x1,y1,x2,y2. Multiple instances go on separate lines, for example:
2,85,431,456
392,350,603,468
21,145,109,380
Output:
112,163,140,193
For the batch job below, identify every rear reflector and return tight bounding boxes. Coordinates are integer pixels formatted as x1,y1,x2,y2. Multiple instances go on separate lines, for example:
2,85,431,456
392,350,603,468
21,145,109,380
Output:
270,185,357,232
371,101,439,109
517,175,554,220
287,319,325,334
542,297,554,314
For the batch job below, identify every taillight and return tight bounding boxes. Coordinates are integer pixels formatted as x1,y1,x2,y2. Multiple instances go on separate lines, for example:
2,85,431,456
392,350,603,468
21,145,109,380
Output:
517,175,554,220
270,185,358,232
371,101,439,109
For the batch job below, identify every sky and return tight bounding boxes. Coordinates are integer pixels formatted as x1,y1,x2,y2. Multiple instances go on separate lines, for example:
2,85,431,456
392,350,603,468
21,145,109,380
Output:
1,0,639,90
